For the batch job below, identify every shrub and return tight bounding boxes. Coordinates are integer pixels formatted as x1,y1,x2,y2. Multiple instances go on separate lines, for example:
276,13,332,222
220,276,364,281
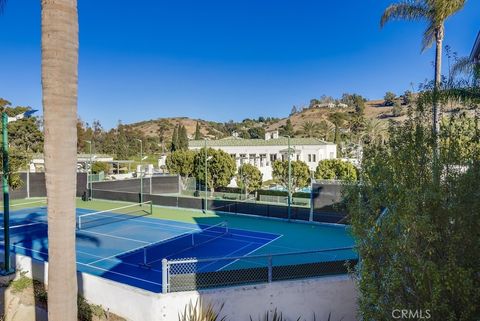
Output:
315,159,357,181
91,161,110,174
178,299,226,321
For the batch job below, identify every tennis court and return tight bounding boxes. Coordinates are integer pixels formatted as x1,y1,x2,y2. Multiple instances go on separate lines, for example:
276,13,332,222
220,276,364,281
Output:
1,198,356,293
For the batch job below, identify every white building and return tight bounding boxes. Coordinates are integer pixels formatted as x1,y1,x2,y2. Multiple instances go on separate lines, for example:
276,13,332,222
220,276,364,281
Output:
189,131,337,181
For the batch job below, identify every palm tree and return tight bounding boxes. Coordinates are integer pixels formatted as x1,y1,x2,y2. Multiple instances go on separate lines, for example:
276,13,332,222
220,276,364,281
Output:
301,121,319,138
42,0,79,320
381,0,466,135
362,119,388,145
318,120,335,141
1,1,78,319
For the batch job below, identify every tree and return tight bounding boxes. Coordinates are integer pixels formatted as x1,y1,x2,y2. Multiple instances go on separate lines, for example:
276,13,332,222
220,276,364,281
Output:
166,149,195,182
352,94,366,115
194,121,202,140
383,91,397,106
236,163,263,196
328,112,345,155
301,121,318,138
41,0,79,319
344,107,480,321
451,56,480,87
157,119,170,152
392,101,403,117
170,125,178,152
247,127,265,139
91,161,110,174
193,148,236,191
280,119,294,137
381,0,466,136
0,100,43,154
362,119,388,145
317,120,334,141
402,90,415,105
290,106,298,115
272,160,310,192
177,125,188,150
314,159,357,181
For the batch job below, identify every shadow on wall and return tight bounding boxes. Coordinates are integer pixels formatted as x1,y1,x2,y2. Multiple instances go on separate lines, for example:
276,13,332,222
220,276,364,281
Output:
1,218,101,321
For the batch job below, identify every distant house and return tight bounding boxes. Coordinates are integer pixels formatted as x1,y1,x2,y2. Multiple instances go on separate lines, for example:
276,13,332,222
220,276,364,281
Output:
189,130,337,181
471,31,480,63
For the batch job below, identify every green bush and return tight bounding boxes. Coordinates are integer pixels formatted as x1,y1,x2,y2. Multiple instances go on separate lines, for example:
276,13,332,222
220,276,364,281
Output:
314,159,357,181
91,161,110,174
344,105,480,320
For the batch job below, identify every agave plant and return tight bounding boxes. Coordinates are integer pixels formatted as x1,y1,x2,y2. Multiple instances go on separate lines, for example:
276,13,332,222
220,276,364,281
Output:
249,309,300,321
178,298,226,321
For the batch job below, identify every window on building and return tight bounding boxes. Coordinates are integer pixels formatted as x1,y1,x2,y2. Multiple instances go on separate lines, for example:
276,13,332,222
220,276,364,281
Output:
313,154,316,162
239,154,246,164
270,154,277,162
308,154,312,162
296,154,299,161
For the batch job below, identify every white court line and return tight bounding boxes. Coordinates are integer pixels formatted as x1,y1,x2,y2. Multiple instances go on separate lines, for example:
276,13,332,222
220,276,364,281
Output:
12,244,163,287
0,221,47,231
77,249,163,274
78,229,149,245
217,234,284,271
11,200,46,207
78,206,282,240
196,242,255,272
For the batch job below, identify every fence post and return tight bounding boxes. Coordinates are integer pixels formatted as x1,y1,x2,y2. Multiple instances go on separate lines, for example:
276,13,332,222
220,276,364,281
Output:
267,256,272,283
162,259,168,294
26,170,30,198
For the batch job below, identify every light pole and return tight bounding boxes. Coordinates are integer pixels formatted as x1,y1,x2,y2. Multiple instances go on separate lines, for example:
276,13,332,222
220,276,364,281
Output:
203,139,214,213
85,140,93,200
135,139,146,204
2,109,37,275
287,135,292,221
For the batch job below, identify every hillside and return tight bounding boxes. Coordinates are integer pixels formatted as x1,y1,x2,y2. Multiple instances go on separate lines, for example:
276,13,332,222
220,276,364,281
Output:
129,98,401,141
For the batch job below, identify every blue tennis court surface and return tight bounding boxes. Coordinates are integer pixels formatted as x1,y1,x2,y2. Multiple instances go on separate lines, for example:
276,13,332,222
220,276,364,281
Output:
1,205,282,292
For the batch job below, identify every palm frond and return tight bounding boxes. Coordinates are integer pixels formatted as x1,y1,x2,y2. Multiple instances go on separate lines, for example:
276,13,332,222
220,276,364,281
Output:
421,22,437,51
380,1,428,27
451,57,474,77
425,0,466,21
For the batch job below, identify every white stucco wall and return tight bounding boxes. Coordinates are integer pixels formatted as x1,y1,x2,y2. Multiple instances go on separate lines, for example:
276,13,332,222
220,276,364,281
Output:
14,254,358,321
189,143,337,182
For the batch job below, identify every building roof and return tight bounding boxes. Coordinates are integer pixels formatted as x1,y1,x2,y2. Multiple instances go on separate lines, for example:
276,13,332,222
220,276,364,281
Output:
470,31,480,62
189,137,333,148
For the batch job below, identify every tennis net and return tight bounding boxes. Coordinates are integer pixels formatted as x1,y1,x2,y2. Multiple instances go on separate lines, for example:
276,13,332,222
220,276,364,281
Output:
140,221,229,267
77,201,153,230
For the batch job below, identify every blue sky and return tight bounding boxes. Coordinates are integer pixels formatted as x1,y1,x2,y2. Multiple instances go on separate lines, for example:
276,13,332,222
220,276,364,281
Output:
0,1,478,129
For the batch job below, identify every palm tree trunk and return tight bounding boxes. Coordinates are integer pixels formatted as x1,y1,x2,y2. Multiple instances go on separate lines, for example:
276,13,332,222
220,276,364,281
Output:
433,26,444,136
41,0,79,320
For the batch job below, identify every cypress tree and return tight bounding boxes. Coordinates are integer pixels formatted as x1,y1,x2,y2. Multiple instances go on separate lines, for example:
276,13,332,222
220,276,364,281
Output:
194,122,202,140
171,125,178,152
178,125,188,150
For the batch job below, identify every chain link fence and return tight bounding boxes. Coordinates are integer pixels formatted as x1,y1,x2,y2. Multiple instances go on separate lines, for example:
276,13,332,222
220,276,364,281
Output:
161,247,357,293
